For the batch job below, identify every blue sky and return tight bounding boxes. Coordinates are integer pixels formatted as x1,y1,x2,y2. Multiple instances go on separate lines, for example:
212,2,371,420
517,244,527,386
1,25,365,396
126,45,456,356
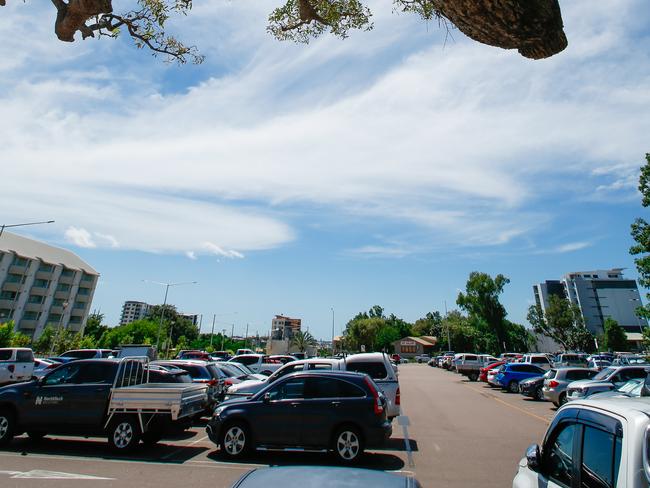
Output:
1,1,649,339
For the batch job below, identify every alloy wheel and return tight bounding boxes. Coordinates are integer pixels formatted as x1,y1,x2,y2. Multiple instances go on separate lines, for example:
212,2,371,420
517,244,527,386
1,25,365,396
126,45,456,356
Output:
337,430,360,461
113,422,134,449
0,416,8,440
223,426,246,456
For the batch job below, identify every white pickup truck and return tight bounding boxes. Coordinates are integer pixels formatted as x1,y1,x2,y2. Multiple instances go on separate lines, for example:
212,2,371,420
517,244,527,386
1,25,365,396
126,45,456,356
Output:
227,354,296,376
513,394,650,487
0,348,35,386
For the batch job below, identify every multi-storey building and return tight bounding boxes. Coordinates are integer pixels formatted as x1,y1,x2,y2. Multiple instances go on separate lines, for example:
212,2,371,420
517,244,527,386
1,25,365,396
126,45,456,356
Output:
0,232,99,339
533,268,647,342
119,301,152,325
271,315,301,340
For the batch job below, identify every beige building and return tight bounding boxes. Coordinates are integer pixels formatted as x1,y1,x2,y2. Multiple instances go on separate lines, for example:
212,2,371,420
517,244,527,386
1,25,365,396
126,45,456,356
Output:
392,336,438,358
120,301,152,325
0,232,99,339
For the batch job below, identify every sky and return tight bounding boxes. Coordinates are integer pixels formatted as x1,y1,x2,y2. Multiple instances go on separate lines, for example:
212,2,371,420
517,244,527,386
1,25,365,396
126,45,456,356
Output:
1,1,649,340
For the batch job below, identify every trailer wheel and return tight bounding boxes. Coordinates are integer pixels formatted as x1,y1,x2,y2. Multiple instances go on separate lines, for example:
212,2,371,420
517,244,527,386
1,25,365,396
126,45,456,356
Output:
0,409,15,446
108,415,141,452
468,372,479,382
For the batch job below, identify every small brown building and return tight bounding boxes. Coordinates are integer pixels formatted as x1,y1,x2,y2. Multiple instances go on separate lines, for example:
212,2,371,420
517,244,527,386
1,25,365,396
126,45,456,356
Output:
392,336,438,358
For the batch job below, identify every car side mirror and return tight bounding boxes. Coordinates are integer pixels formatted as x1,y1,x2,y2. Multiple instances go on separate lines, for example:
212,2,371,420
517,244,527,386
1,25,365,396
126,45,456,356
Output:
526,443,541,472
263,392,271,403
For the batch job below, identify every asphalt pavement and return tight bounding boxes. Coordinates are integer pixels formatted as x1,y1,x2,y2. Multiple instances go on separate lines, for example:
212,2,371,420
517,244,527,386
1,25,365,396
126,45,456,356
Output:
0,364,555,487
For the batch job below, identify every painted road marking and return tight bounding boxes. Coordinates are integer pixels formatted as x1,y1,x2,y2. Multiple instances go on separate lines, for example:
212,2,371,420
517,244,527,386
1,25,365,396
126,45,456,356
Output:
462,384,551,424
0,469,113,480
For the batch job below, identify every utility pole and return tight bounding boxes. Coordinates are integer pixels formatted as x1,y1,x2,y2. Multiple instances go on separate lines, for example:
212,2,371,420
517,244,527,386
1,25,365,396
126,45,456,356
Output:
444,300,451,351
231,323,234,340
244,323,249,348
221,328,227,351
331,307,335,356
210,314,216,347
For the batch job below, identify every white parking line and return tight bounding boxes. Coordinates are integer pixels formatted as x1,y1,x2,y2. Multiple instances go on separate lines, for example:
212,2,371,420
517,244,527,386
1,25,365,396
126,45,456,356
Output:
160,435,209,460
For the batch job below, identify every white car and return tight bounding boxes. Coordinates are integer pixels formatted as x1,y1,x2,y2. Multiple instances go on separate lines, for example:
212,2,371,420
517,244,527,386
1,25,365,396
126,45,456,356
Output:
0,348,35,385
227,354,296,376
513,395,650,487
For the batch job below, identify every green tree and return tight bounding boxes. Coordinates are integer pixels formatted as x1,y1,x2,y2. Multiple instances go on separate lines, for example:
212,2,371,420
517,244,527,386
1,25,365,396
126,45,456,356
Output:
0,321,15,348
376,325,400,352
457,272,511,353
527,295,594,351
34,326,56,354
84,312,108,342
412,311,442,337
630,153,650,323
3,1,568,62
291,331,316,352
11,333,32,348
602,318,628,352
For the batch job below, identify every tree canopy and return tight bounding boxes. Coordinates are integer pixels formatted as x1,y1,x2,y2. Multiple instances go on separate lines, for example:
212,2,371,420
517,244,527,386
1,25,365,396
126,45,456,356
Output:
527,294,595,351
630,153,650,322
601,318,628,352
1,0,568,63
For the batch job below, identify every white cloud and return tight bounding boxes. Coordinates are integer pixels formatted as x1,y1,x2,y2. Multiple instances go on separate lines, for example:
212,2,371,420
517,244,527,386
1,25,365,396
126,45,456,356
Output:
1,1,649,257
554,242,592,254
64,227,96,248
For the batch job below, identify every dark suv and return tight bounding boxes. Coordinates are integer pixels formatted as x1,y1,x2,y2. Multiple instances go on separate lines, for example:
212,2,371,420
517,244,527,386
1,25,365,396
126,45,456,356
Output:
206,371,392,463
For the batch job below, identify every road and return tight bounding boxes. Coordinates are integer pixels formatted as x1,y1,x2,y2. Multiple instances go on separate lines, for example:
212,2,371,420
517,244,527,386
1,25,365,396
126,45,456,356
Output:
0,364,555,487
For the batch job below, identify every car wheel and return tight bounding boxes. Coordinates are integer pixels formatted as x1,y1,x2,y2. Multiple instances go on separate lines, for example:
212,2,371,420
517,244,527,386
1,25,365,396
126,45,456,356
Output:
333,426,364,463
508,380,519,393
108,415,141,452
469,372,479,382
27,431,47,442
558,392,567,406
0,409,15,446
535,387,545,401
220,422,250,459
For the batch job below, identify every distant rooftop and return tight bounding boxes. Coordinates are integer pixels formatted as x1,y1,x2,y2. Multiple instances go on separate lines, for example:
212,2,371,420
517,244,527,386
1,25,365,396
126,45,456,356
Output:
0,231,98,275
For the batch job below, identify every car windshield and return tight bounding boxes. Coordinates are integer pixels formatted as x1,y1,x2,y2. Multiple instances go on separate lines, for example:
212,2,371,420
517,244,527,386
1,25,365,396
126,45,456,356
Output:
617,379,643,394
626,356,648,364
593,367,617,381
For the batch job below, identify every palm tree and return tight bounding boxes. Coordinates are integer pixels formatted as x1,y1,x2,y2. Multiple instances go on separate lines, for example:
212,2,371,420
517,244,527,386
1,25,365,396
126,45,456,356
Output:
291,330,316,353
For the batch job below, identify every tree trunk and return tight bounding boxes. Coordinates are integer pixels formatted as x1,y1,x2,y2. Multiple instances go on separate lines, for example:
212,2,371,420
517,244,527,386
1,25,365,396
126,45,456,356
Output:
52,0,113,42
434,0,567,59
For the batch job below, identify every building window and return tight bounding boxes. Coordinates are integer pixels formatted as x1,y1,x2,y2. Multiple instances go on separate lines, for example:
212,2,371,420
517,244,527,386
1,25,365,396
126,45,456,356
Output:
81,273,93,283
12,256,28,267
0,309,13,320
73,302,86,310
5,274,23,284
28,295,44,304
77,287,90,296
47,313,62,323
38,263,54,272
23,311,40,320
0,291,18,300
56,283,71,292
69,316,82,324
61,269,74,278
33,279,50,288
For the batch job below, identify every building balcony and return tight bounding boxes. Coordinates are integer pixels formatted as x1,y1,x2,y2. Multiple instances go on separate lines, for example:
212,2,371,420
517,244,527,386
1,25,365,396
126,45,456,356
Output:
24,303,43,313
8,265,28,275
0,299,15,309
29,287,48,296
75,294,89,302
35,271,53,280
2,283,20,293
54,291,71,300
18,320,37,330
58,276,73,285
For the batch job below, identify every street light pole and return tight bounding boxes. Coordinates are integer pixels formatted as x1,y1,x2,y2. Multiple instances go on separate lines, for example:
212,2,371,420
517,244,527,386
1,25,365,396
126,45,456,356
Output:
0,220,55,238
331,307,335,356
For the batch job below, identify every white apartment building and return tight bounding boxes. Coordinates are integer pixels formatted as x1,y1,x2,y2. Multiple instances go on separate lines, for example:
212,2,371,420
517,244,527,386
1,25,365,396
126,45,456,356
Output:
0,232,99,339
119,301,152,325
533,268,648,343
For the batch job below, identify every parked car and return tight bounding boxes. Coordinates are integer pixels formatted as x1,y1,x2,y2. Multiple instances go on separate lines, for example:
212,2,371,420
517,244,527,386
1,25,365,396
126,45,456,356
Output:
147,365,193,383
542,367,598,407
59,349,115,360
553,352,588,368
414,354,430,364
211,351,232,361
565,365,649,402
0,348,35,385
495,363,546,393
513,396,650,487
228,354,295,376
521,354,553,370
457,354,499,381
479,361,505,382
227,353,401,420
518,375,547,401
32,358,59,379
0,358,207,450
487,364,505,387
499,353,523,362
587,359,612,371
223,362,267,381
612,354,648,366
589,378,646,400
154,360,227,411
177,350,212,361
45,356,75,364
206,371,392,462
229,466,421,488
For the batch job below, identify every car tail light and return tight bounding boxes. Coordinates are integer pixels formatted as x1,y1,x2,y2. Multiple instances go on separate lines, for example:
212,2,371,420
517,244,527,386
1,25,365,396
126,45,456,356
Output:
207,379,218,386
396,387,401,406
548,380,559,388
224,379,234,386
47,363,58,369
8,365,14,373
364,377,384,416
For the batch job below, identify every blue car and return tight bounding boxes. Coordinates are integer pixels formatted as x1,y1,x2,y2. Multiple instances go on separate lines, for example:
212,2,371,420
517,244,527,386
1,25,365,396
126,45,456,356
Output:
495,363,546,393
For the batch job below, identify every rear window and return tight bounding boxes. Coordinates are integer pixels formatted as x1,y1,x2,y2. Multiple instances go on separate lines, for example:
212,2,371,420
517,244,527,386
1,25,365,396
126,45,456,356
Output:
176,365,211,380
547,369,557,379
231,356,259,366
532,357,549,364
464,355,478,361
100,351,113,358
0,350,13,361
346,361,388,380
16,350,33,362
61,350,97,359
566,369,596,380
306,377,365,399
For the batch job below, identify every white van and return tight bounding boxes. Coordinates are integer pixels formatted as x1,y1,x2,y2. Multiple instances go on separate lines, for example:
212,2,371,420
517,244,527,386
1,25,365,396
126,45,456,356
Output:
522,354,553,370
343,353,401,420
0,348,35,385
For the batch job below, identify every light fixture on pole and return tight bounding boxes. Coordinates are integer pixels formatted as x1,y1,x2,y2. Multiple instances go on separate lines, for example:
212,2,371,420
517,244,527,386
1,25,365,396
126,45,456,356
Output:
143,280,197,352
0,220,55,238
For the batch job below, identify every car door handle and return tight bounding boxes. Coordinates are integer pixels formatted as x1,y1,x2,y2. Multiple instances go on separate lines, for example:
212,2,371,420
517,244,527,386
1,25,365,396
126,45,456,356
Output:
331,401,341,407
290,402,300,408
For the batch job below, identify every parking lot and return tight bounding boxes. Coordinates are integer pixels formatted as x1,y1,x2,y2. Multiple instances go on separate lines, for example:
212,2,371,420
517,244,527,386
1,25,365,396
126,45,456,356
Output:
0,363,554,487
